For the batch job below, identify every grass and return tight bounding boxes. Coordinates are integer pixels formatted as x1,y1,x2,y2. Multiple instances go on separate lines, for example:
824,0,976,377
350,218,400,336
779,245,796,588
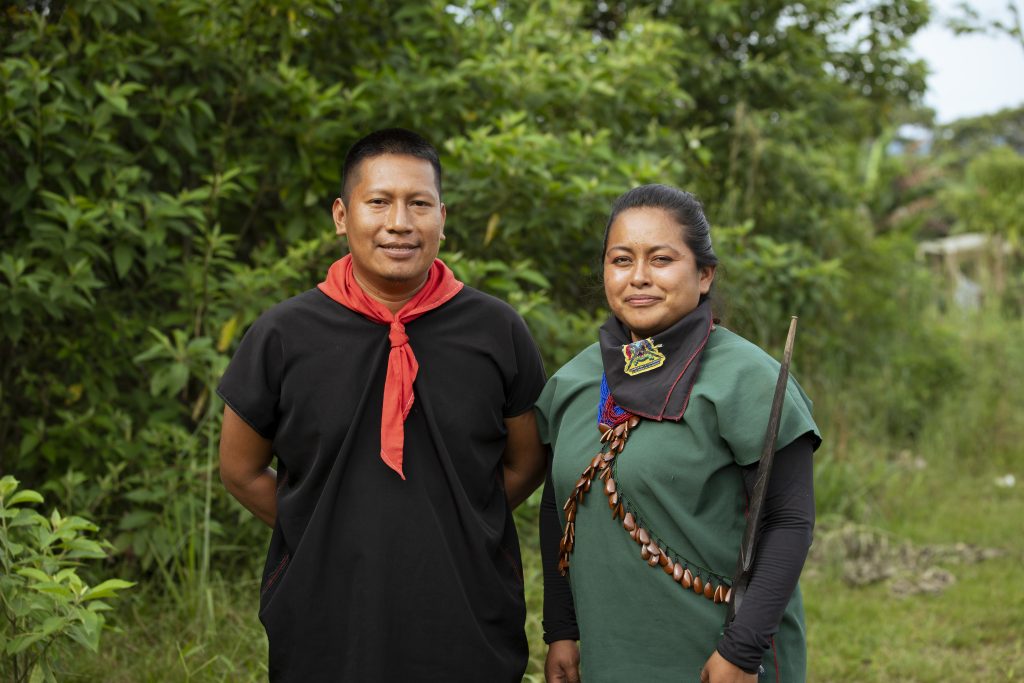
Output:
54,312,1024,682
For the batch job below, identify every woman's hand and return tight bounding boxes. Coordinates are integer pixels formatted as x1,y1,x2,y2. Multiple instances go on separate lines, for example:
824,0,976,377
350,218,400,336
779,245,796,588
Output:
545,639,581,683
699,650,757,683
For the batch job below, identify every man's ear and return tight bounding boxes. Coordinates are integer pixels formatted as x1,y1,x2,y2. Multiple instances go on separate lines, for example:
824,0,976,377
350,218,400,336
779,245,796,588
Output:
439,202,447,240
332,198,347,236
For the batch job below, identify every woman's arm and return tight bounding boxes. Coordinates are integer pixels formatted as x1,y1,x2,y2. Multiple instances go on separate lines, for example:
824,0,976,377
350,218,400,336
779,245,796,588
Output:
714,433,816,675
539,460,581,681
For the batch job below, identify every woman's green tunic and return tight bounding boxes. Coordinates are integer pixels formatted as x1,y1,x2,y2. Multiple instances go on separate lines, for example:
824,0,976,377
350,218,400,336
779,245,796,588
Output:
535,326,820,682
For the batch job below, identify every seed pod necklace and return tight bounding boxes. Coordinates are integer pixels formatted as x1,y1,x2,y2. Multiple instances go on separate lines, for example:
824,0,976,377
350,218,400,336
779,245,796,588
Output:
557,373,731,605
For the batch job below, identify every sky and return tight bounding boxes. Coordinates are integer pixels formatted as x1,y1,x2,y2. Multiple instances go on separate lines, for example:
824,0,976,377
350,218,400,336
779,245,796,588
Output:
911,0,1024,123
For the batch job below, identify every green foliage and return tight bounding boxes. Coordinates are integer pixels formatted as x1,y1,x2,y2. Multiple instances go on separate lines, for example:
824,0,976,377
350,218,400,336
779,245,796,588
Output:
712,222,845,348
0,476,133,683
941,146,1024,247
4,0,1002,676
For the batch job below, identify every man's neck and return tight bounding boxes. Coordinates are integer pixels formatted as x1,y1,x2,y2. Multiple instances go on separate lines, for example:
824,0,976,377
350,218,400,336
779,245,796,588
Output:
353,271,428,315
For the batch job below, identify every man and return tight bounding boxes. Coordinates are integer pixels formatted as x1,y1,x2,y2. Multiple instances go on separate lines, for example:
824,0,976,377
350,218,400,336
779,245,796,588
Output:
217,129,547,681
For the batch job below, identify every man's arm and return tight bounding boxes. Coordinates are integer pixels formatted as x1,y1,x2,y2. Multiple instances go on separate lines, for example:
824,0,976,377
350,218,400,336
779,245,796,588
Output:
501,409,547,509
219,405,278,527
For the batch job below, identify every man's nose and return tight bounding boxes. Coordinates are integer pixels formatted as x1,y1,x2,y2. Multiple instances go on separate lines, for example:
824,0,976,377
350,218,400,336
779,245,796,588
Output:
386,203,411,231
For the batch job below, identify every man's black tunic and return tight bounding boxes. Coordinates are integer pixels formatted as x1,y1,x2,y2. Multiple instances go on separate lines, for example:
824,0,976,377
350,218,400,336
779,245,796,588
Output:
217,286,546,682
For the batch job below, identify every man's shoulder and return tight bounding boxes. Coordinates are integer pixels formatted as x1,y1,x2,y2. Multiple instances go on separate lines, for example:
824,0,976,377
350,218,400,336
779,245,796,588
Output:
256,288,326,325
450,285,522,318
249,288,365,335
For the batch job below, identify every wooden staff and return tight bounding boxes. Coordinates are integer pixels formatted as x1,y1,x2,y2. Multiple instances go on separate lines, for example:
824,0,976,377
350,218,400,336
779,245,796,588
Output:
725,316,798,626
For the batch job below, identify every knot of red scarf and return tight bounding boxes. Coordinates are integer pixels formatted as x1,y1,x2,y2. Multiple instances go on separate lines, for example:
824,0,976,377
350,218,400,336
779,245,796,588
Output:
388,322,409,348
318,254,464,479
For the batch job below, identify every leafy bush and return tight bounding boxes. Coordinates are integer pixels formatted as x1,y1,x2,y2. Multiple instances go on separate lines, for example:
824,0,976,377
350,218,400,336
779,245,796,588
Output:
0,476,133,683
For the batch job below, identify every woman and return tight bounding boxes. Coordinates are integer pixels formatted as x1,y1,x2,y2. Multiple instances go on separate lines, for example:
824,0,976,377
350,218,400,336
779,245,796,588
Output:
536,185,820,682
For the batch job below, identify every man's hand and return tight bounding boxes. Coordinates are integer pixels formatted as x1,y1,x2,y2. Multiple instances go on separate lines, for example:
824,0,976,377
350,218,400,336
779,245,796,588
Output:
545,639,580,683
699,650,756,683
501,409,547,509
219,405,277,527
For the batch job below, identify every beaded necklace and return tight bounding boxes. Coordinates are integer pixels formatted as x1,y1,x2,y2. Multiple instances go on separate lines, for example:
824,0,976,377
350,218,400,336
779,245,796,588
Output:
557,373,732,605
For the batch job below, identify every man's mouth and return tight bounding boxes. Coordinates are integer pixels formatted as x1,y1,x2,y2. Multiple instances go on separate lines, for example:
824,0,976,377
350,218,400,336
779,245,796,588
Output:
379,243,419,253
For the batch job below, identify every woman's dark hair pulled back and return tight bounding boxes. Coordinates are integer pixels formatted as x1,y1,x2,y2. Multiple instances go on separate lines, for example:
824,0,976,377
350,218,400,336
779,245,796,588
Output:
603,184,718,271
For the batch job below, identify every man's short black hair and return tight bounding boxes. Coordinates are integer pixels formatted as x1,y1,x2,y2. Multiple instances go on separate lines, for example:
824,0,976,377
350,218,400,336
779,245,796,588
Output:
341,128,442,202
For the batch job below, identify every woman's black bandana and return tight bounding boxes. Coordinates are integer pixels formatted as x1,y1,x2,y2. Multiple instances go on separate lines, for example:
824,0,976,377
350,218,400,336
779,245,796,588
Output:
598,300,714,422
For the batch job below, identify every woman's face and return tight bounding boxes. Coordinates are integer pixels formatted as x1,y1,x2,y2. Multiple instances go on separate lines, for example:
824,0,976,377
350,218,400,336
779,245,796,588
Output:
603,207,716,341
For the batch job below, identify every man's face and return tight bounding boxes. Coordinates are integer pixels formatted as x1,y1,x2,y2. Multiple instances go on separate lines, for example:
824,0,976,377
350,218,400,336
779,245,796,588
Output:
332,154,446,302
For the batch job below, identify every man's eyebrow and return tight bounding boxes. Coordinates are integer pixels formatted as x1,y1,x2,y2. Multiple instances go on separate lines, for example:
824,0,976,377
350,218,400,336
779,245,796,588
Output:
363,187,436,199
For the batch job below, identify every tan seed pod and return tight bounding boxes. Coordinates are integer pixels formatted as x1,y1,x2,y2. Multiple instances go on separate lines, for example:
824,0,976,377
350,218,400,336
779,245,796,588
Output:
682,568,693,589
647,554,660,567
693,575,703,595
662,559,675,575
704,581,714,600
605,478,616,495
641,545,651,561
637,528,651,545
623,512,636,531
628,415,641,429
672,563,685,582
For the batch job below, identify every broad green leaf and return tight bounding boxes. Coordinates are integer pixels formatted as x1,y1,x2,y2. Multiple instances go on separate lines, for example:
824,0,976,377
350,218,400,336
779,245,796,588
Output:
82,579,135,601
16,568,52,583
7,489,44,506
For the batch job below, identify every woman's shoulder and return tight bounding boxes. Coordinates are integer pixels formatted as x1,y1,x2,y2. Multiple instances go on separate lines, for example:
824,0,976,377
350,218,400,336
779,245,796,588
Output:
534,342,601,440
548,342,602,384
698,325,814,409
702,326,778,372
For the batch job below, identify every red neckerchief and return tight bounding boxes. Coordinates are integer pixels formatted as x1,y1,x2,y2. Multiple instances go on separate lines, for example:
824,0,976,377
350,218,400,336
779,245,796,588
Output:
318,254,464,479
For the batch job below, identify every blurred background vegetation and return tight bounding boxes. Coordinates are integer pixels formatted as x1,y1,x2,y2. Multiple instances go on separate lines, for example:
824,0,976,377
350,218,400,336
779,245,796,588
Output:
1,1,1022,681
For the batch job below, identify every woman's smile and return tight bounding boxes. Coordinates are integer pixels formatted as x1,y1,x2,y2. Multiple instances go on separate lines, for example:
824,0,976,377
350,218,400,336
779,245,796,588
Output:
603,207,715,340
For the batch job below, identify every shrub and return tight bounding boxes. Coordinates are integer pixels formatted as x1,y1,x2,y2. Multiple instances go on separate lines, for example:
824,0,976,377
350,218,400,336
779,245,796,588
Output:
0,476,133,683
